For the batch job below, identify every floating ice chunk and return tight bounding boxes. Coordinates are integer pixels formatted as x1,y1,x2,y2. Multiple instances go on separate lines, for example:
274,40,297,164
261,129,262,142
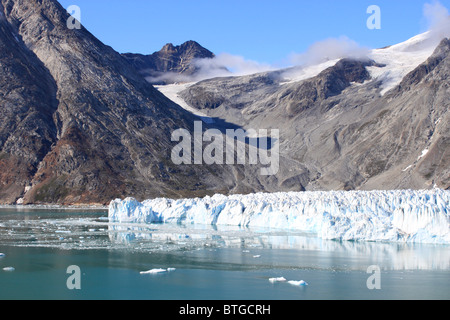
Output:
140,268,167,274
253,255,261,258
3,267,15,272
288,280,308,286
269,277,287,283
0,253,5,257
140,267,176,274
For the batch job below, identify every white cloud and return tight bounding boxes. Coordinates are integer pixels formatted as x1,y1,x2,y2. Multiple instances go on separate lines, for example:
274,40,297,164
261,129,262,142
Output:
424,1,450,39
145,53,275,83
148,2,450,84
189,37,369,83
193,53,275,79
289,36,370,67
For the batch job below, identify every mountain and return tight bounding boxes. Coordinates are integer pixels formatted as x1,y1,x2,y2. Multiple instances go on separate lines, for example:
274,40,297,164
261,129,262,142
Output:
0,0,448,206
122,40,217,84
0,0,246,205
178,33,450,191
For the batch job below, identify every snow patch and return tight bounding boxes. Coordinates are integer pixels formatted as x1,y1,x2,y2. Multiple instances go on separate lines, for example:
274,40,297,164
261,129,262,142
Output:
402,165,413,172
280,59,340,85
155,83,214,124
367,32,436,95
417,149,429,160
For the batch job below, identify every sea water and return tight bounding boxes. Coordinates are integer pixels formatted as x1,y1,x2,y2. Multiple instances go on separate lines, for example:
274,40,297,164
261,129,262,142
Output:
0,207,449,300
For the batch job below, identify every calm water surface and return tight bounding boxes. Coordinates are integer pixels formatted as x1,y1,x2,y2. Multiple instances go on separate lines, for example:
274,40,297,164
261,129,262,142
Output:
0,208,449,300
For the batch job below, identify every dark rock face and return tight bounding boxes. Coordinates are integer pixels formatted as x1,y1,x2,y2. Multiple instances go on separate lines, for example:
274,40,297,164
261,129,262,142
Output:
122,40,216,84
270,59,379,116
0,0,240,205
0,5,58,203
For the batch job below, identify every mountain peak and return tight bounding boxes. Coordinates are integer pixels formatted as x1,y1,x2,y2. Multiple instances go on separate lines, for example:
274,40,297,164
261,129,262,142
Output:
180,40,208,49
122,40,215,84
161,43,175,51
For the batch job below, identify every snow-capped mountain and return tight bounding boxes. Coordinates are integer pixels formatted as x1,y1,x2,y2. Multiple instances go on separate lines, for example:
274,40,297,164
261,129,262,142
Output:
173,31,450,192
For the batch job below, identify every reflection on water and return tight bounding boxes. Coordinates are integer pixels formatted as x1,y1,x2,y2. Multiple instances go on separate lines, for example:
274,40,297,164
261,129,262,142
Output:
108,223,450,271
0,209,448,271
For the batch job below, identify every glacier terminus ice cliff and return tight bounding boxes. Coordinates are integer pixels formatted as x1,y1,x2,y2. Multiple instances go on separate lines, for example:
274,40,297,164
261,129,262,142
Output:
109,189,450,244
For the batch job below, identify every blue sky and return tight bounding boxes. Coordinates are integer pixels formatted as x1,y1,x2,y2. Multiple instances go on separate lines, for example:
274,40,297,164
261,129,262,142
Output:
58,0,450,65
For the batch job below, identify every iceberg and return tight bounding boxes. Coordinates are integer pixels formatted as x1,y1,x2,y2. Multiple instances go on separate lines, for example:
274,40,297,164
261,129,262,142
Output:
140,268,167,274
2,267,15,272
269,277,287,283
109,189,450,244
288,280,308,286
140,268,176,274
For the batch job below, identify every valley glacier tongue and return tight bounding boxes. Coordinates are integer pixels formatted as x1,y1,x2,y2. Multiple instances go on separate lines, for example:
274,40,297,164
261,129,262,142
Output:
109,189,450,244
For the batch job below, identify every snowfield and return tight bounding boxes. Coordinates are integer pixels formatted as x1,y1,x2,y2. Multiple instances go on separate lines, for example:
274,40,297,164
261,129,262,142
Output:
155,83,214,124
367,31,437,95
109,189,450,244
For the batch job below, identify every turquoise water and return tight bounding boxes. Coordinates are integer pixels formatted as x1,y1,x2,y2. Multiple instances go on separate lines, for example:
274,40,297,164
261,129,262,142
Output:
0,208,449,300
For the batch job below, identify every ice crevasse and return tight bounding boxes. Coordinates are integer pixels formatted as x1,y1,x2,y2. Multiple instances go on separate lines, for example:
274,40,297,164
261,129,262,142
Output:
108,189,450,244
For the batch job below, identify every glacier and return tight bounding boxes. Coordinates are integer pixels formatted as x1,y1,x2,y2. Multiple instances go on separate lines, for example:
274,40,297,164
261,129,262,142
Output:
108,189,450,244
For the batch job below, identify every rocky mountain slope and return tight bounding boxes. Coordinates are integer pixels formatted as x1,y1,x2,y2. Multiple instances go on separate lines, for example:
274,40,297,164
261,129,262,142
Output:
179,34,450,191
0,0,249,205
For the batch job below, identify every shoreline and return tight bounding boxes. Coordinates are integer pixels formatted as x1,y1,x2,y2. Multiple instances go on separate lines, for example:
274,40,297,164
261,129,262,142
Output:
0,204,108,211
1,188,448,212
